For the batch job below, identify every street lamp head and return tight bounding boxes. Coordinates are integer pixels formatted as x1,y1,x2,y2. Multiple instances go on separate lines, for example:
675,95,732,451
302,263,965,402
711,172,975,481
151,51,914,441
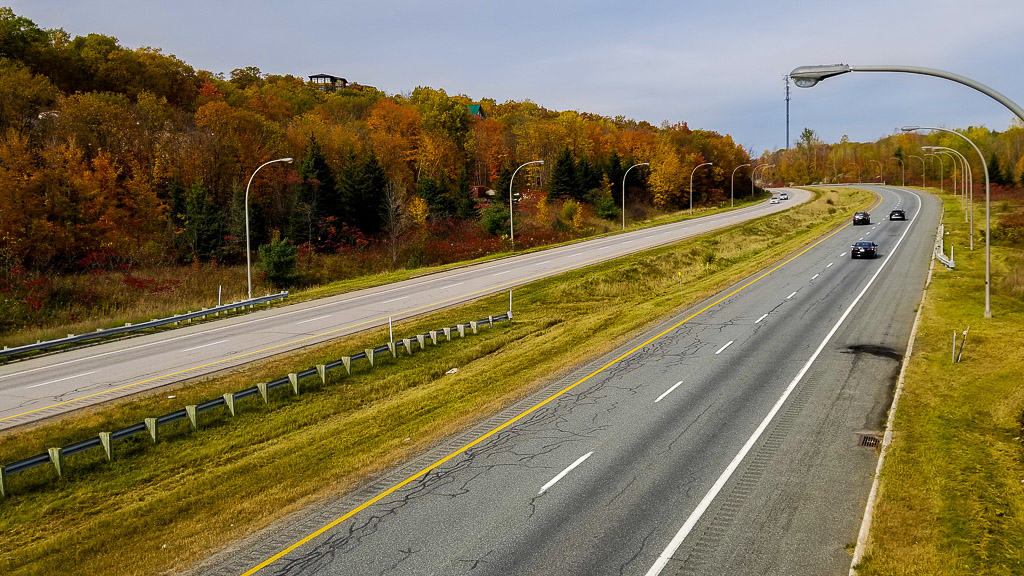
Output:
900,126,922,133
283,157,294,163
789,64,852,88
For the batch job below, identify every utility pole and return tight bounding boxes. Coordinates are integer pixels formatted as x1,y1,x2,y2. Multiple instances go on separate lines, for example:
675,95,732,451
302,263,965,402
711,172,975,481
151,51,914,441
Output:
786,74,794,150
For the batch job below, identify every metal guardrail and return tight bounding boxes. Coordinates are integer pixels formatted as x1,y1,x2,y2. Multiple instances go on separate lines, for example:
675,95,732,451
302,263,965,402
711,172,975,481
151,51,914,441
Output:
934,224,955,269
0,311,511,496
0,292,288,359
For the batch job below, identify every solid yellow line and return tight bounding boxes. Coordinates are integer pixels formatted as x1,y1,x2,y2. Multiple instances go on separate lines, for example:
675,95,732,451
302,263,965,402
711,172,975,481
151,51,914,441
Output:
3,193,852,425
238,192,881,576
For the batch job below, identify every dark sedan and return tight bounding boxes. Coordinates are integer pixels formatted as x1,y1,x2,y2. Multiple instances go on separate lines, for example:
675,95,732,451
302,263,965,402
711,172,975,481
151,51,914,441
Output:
889,209,906,220
853,211,871,225
851,241,878,259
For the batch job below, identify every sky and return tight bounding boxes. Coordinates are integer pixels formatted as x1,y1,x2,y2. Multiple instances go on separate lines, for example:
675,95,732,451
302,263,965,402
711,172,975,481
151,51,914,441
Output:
11,0,1024,155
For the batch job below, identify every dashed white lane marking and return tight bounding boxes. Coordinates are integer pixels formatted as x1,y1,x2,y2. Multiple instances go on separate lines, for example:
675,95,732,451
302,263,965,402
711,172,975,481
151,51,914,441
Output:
754,313,768,324
538,451,594,494
26,371,96,389
492,270,512,276
787,291,798,300
295,314,332,326
714,341,734,355
811,273,820,280
655,381,684,403
181,339,227,353
826,262,834,268
538,260,552,265
381,296,409,304
441,282,464,290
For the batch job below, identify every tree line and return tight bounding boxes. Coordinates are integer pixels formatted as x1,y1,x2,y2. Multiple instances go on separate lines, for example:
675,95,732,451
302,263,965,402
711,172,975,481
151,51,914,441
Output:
0,7,754,275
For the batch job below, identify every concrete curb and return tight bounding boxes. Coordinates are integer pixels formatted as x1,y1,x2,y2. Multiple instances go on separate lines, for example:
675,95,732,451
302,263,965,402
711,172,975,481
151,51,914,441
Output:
849,249,936,573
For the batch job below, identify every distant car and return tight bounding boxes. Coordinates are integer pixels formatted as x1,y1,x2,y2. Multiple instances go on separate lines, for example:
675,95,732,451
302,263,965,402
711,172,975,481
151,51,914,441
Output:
770,196,780,204
889,209,906,220
853,211,871,225
779,192,789,200
851,241,878,259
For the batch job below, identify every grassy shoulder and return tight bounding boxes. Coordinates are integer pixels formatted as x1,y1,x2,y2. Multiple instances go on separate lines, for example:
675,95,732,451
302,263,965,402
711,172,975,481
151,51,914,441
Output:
856,191,1024,575
1,192,772,351
0,187,869,576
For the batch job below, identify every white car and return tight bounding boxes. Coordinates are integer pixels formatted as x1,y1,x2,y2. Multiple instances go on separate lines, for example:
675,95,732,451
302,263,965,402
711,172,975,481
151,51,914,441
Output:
779,192,789,200
770,196,780,204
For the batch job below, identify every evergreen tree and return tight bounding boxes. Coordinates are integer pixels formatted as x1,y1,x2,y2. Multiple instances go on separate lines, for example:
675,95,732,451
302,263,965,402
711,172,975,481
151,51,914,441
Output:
182,182,222,261
289,138,336,244
492,166,513,206
417,174,455,219
338,154,387,235
548,147,577,200
988,153,1010,187
605,151,624,204
454,165,475,220
576,157,601,194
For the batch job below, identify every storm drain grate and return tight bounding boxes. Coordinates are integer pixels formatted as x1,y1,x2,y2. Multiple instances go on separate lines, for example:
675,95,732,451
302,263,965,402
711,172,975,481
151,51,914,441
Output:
859,434,880,448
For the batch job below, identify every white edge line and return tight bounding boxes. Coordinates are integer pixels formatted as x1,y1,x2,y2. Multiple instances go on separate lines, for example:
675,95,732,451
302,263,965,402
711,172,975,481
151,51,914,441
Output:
849,224,933,574
714,341,734,355
754,313,768,324
26,370,96,389
538,451,594,494
655,381,684,403
644,188,921,576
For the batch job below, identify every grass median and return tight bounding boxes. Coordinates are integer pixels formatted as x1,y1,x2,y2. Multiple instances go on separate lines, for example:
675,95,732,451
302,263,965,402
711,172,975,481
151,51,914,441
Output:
0,187,871,576
855,191,1024,575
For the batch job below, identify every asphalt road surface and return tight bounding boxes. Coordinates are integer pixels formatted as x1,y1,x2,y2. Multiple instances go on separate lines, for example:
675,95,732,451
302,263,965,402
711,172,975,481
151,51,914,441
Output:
0,190,811,431
194,185,938,576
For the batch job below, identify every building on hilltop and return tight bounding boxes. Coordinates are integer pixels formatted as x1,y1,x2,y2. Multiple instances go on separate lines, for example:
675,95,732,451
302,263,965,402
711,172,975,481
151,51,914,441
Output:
308,74,347,92
467,104,487,118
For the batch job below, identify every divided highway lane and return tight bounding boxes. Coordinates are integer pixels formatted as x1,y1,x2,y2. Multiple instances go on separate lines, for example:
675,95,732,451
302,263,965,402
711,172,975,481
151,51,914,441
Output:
200,186,938,576
0,190,811,431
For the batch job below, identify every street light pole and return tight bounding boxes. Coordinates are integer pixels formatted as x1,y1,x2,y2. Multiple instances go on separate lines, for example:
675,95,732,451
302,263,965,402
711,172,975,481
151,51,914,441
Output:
730,163,751,208
622,162,649,230
245,157,293,300
909,126,990,318
908,154,926,188
689,162,713,215
509,160,544,251
889,157,905,186
924,153,942,193
751,163,774,196
868,159,882,182
925,145,973,235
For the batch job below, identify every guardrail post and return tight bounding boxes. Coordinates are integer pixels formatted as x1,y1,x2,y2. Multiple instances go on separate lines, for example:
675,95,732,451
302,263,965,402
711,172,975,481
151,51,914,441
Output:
488,316,494,328
469,321,478,334
316,364,327,383
289,373,300,395
144,418,158,442
443,327,451,341
457,324,466,338
429,330,438,345
257,382,269,403
365,348,375,366
99,432,113,461
402,338,413,355
507,310,514,321
48,447,64,477
341,356,352,374
0,466,7,497
416,334,426,349
387,342,396,358
185,405,198,430
223,393,236,417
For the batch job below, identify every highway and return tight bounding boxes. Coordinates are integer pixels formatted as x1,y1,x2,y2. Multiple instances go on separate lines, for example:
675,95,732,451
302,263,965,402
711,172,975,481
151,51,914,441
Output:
0,190,811,431
194,185,939,576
